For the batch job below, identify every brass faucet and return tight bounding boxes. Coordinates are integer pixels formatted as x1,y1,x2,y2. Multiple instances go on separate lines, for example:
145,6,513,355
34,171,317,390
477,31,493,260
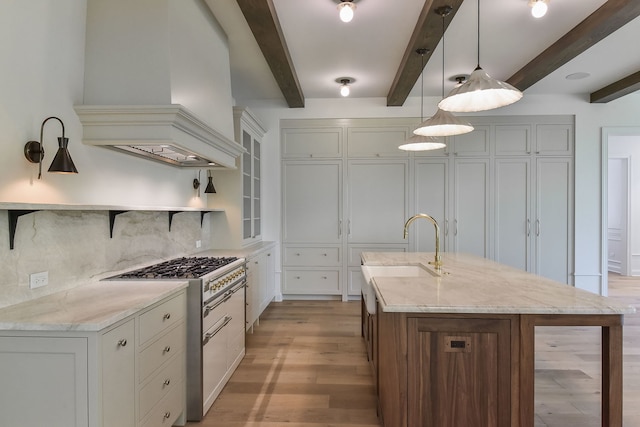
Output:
403,213,442,271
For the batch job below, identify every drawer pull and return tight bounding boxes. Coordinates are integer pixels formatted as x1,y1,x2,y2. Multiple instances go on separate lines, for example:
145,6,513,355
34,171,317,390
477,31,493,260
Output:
163,411,171,420
163,346,171,354
163,313,171,321
322,276,327,279
163,379,171,387
117,339,127,347
295,253,300,256
295,276,300,279
323,253,327,256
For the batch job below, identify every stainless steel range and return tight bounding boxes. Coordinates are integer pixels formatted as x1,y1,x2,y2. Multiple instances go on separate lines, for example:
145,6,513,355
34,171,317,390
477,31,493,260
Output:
106,256,247,421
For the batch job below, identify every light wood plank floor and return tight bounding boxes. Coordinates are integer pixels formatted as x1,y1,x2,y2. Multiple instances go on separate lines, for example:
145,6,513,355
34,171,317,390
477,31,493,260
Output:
189,274,639,427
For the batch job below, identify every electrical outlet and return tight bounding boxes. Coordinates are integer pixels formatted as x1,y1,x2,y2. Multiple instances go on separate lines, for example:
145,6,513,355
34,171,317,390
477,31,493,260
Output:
29,271,49,289
196,240,202,248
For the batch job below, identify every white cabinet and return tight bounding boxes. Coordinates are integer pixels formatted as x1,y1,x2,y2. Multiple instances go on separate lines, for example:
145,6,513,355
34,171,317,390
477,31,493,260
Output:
0,290,187,427
493,122,574,283
102,320,136,427
245,248,275,331
414,159,448,252
211,107,266,249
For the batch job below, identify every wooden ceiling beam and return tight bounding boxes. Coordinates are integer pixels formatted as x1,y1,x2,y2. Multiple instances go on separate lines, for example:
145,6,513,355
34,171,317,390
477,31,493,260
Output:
507,0,640,92
386,0,465,107
591,70,640,103
236,0,304,108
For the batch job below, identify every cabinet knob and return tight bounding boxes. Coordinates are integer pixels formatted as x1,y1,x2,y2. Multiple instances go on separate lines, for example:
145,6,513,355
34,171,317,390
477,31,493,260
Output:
164,411,171,419
163,346,171,354
117,339,127,347
323,253,327,256
322,276,327,279
163,313,171,321
163,379,171,387
295,276,300,279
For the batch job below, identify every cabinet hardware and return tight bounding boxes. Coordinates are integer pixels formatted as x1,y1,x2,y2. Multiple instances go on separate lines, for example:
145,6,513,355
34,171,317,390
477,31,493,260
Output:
163,313,171,321
536,219,540,236
163,346,171,354
527,219,531,236
163,379,171,387
163,411,171,419
117,339,127,347
454,219,458,236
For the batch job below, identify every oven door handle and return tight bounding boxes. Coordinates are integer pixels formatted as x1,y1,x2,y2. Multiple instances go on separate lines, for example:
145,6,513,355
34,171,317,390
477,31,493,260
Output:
203,290,236,318
202,316,232,346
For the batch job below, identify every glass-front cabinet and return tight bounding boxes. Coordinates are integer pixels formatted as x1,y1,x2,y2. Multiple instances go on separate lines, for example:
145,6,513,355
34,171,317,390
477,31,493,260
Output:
237,107,266,245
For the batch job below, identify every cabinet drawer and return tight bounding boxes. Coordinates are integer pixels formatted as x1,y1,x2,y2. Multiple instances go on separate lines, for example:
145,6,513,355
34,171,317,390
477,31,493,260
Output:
141,379,184,427
283,270,341,294
227,328,245,368
283,247,341,266
139,353,183,420
139,293,186,346
139,323,185,383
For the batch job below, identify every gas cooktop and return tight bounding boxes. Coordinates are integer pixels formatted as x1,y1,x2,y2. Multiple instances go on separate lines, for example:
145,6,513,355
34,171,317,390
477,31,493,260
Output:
106,256,239,280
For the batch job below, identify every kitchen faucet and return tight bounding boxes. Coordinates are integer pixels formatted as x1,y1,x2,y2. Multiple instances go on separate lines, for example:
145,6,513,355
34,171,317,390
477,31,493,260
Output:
403,213,442,271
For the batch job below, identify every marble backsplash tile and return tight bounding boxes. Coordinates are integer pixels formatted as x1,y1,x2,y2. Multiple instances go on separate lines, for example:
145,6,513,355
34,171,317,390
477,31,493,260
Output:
0,210,211,309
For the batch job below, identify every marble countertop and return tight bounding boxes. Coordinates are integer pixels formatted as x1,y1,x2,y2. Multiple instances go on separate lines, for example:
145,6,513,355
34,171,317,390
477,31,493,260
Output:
0,280,188,332
361,252,636,315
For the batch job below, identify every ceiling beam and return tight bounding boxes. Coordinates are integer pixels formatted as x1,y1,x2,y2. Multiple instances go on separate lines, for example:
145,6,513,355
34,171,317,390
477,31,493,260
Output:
386,0,465,107
507,0,640,92
591,70,640,103
235,0,304,108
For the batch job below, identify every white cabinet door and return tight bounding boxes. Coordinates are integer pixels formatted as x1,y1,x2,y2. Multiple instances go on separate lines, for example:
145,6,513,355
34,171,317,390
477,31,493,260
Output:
0,336,88,427
102,320,136,427
414,159,449,252
347,160,408,243
494,158,531,271
451,158,490,257
282,161,342,243
534,158,573,283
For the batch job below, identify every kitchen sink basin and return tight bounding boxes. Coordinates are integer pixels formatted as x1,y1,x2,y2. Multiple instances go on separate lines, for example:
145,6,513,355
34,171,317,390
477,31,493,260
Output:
361,264,440,315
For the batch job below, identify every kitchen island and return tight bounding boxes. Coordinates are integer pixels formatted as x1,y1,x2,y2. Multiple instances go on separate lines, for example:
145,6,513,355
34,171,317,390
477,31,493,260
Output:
361,252,635,427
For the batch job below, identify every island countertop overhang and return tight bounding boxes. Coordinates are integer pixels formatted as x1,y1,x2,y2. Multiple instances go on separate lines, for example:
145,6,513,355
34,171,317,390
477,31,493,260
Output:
361,252,635,315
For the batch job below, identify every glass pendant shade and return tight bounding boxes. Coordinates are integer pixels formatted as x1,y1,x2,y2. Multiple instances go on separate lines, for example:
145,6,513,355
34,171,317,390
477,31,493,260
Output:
48,137,78,174
398,134,446,151
414,108,474,137
438,66,523,113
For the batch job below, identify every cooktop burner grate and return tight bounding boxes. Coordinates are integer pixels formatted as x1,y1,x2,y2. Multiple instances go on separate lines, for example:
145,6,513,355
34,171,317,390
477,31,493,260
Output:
107,256,239,280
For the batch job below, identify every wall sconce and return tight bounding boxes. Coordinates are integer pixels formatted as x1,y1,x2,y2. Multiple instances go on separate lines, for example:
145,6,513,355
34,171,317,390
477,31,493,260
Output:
24,116,78,179
204,171,216,194
336,77,354,97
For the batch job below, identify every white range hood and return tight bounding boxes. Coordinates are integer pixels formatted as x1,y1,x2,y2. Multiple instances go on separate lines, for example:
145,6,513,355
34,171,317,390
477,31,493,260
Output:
75,105,245,169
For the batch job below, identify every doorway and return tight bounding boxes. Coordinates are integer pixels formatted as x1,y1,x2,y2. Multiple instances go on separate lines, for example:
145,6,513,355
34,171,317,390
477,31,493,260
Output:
602,127,640,295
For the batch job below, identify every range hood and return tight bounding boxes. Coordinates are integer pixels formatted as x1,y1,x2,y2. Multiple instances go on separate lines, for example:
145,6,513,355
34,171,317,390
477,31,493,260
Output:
74,105,245,169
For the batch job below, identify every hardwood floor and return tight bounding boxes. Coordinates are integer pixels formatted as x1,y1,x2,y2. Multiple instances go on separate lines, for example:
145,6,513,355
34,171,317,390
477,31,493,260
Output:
189,274,639,427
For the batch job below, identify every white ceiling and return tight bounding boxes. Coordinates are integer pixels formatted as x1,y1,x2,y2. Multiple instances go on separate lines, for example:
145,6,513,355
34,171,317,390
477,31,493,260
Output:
207,0,640,105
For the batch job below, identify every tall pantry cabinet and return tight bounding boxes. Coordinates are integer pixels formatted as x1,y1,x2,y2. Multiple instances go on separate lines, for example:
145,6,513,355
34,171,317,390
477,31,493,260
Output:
281,115,574,299
281,120,412,300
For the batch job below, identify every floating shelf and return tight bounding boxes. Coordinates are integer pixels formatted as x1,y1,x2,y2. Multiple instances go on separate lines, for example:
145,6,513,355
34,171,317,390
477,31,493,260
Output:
1,203,224,250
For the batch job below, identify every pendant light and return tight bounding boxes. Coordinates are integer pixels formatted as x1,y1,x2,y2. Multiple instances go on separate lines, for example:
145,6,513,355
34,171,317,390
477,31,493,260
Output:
438,0,523,113
337,1,356,23
399,48,445,152
414,6,473,137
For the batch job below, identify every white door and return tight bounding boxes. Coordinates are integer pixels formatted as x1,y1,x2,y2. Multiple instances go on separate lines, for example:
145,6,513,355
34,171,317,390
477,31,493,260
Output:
414,159,449,252
452,158,490,257
282,161,342,243
535,158,573,283
607,157,629,275
347,160,408,244
494,158,531,271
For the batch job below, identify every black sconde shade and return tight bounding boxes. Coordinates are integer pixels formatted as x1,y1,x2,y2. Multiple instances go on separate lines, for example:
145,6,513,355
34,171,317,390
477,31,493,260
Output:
24,116,78,179
204,176,216,194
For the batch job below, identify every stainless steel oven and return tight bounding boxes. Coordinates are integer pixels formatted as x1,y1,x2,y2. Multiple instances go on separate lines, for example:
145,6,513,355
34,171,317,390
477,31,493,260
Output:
105,256,247,421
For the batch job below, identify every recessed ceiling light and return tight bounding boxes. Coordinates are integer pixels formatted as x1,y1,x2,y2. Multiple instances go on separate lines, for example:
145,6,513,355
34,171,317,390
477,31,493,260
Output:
566,72,590,80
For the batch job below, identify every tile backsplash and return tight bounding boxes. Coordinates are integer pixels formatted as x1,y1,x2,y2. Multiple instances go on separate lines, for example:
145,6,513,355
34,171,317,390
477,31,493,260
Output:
0,209,211,309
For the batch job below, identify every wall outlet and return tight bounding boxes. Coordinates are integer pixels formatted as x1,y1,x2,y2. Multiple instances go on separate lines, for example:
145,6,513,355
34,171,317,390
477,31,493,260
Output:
196,240,202,248
29,271,49,289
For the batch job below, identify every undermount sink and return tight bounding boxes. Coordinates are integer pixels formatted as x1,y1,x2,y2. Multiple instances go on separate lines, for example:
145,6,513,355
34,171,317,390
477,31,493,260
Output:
361,264,440,315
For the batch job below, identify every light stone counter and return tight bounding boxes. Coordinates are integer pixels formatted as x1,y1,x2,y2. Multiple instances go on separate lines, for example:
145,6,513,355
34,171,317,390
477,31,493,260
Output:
0,280,187,331
361,252,635,315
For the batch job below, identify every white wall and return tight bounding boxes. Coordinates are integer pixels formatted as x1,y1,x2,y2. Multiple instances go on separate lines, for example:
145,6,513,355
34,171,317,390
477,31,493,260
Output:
0,0,234,307
248,93,640,295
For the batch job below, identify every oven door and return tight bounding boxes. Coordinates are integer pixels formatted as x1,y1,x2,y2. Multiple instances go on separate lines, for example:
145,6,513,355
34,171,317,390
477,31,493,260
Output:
202,312,231,415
